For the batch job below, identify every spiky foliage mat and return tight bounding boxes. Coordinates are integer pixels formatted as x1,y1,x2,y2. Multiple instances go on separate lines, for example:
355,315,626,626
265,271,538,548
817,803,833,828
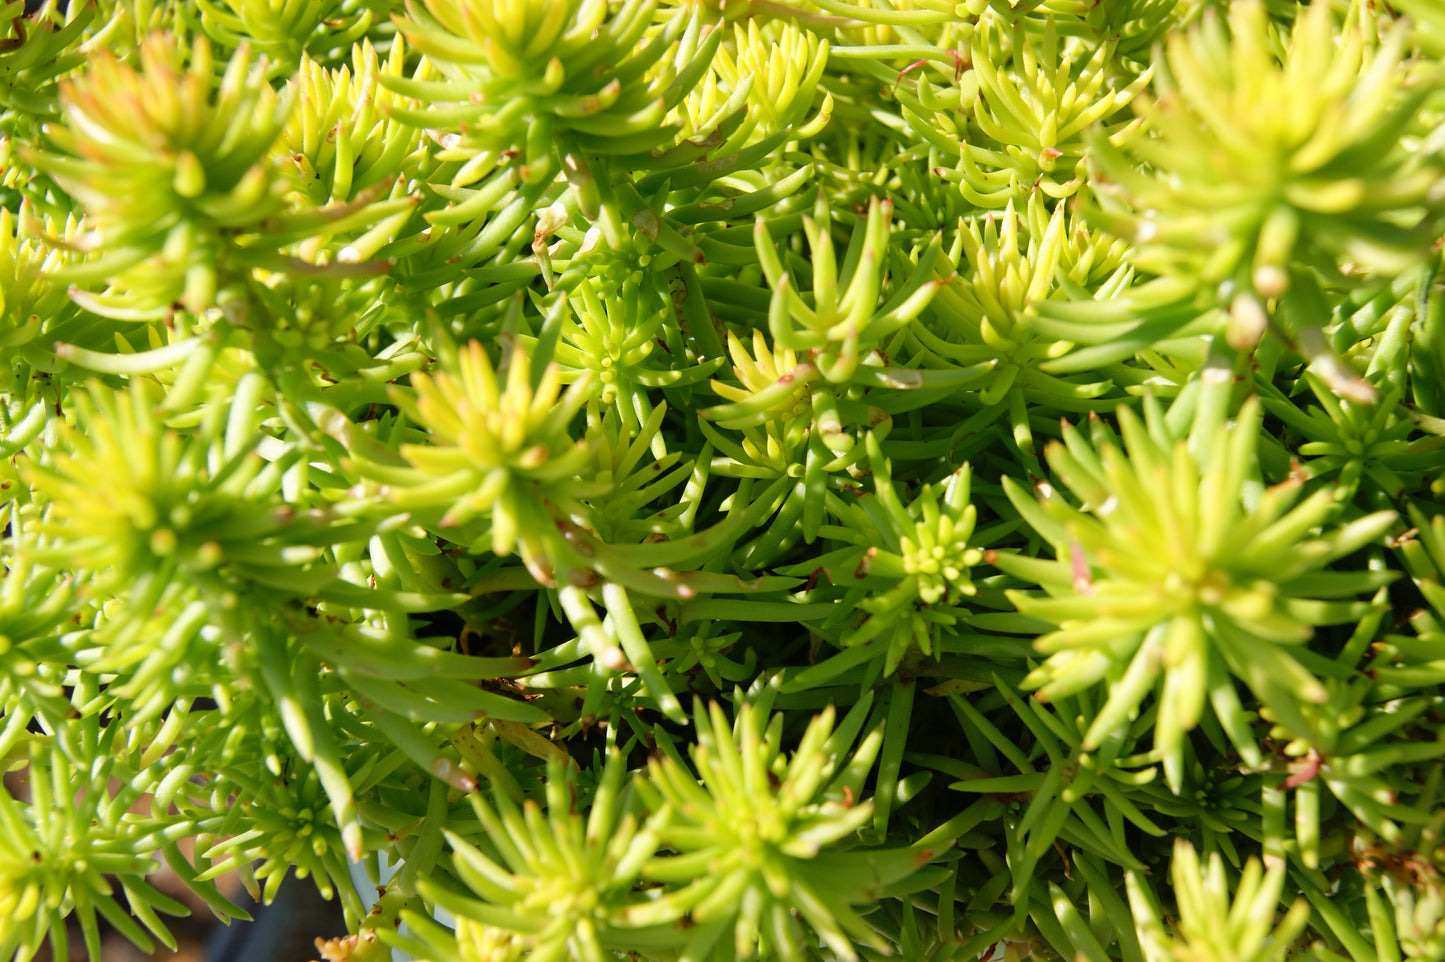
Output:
2,1,1445,960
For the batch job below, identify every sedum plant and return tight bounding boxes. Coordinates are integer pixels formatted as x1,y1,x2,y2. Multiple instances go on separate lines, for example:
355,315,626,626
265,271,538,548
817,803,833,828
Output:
2,1,1445,961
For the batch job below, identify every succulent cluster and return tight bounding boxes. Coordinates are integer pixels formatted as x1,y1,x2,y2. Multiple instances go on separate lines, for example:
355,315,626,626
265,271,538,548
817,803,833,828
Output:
2,1,1445,961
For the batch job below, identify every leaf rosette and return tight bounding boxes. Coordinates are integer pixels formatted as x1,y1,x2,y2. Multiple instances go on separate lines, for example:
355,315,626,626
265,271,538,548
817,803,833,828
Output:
1091,0,1444,298
365,340,598,584
992,396,1398,788
30,35,293,315
388,0,712,183
630,698,923,962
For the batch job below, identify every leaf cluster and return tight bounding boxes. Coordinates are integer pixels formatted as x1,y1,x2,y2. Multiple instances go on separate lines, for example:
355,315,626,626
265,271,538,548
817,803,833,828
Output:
1,2,1444,962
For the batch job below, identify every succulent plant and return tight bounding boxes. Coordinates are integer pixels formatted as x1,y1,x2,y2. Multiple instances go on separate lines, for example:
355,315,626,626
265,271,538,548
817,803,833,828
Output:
1,2,1444,962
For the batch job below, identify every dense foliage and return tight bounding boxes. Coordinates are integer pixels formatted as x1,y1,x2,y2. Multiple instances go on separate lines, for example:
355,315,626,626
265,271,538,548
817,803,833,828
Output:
2,0,1444,960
